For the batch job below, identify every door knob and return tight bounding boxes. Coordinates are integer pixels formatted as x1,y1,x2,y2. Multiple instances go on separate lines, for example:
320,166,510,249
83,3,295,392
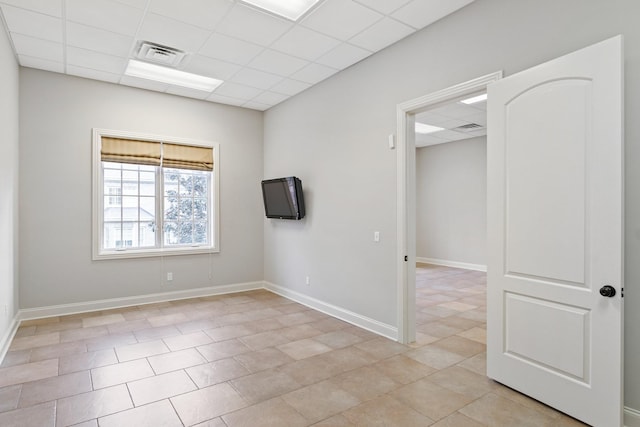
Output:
599,285,616,298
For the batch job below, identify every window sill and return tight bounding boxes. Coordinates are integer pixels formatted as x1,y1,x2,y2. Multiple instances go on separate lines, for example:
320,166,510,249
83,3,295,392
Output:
93,246,218,260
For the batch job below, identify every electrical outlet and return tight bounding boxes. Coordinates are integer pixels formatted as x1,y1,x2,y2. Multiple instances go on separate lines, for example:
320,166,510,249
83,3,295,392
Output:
374,231,380,242
167,272,173,281
305,276,310,286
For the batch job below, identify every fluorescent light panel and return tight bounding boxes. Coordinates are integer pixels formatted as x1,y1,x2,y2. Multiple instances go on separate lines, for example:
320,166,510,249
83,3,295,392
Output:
125,60,223,92
415,123,445,134
240,0,321,21
460,93,487,104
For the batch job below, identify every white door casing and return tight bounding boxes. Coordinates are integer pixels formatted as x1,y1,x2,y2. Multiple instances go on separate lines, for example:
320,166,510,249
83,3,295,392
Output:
486,35,623,427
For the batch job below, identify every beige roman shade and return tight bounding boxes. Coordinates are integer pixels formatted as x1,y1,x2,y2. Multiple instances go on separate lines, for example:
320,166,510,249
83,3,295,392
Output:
101,137,213,171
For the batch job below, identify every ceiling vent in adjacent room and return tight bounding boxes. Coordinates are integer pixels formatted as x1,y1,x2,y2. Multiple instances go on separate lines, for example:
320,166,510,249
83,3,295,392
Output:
135,41,186,67
455,123,484,132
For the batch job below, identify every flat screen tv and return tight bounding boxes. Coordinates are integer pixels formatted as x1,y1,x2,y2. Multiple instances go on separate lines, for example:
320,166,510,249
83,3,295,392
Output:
261,176,306,220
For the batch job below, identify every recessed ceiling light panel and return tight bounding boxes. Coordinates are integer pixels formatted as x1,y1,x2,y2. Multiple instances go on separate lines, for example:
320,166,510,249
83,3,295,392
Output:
415,123,445,134
460,93,488,104
125,60,223,92
240,0,322,21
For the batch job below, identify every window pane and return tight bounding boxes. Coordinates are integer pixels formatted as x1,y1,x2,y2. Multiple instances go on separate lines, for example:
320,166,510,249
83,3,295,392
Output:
103,223,121,249
103,161,122,169
139,172,155,196
139,222,156,247
104,200,122,222
122,197,139,221
164,197,179,221
179,175,193,196
193,176,207,197
179,199,193,221
193,198,207,219
194,222,207,244
104,168,122,180
122,170,138,195
139,197,155,221
164,222,179,245
178,223,193,244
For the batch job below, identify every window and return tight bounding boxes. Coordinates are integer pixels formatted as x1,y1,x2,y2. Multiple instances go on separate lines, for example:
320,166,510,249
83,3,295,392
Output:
93,129,219,259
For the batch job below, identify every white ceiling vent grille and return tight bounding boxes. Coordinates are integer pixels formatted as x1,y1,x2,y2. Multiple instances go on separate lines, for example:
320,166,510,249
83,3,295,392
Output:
455,123,484,132
135,41,186,67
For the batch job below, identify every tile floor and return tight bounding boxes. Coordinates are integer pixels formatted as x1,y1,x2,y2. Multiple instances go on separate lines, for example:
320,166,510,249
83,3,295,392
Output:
0,264,587,426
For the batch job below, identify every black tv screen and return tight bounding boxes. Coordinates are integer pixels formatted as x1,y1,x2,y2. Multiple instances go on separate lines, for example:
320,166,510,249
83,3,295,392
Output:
261,177,306,220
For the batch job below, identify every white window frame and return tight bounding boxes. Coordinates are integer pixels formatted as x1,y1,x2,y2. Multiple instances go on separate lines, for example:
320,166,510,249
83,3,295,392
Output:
92,128,220,260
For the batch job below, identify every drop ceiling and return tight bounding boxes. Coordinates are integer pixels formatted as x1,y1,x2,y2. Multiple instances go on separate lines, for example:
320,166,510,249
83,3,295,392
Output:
0,0,475,111
415,94,486,147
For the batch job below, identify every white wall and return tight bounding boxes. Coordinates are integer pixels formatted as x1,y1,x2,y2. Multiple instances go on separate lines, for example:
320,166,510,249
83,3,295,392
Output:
416,137,486,266
0,16,19,345
19,69,264,308
263,0,640,412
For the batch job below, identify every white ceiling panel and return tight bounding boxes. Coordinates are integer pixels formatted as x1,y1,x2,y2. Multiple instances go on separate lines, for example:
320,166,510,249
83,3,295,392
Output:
301,0,382,41
248,49,308,76
67,46,127,75
270,26,340,61
353,0,412,15
66,0,144,37
215,3,292,46
270,78,311,96
0,0,62,17
67,65,121,83
392,0,474,29
11,33,63,63
1,5,62,42
18,55,64,73
214,81,263,100
183,55,241,81
230,67,282,90
349,17,414,52
316,43,371,70
0,0,476,111
290,62,338,84
66,22,133,57
136,13,211,52
198,33,264,66
148,0,233,30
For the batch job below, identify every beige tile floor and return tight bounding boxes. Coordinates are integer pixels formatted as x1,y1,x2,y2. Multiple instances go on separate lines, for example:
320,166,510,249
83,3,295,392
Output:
0,264,588,426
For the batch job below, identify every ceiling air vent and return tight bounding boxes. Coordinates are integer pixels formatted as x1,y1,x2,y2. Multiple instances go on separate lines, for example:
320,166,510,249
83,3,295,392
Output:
455,123,484,132
135,41,186,67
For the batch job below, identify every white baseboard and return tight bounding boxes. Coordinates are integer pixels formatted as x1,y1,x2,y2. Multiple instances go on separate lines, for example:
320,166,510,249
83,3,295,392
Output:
625,407,640,427
416,257,487,272
0,313,20,364
264,281,397,341
18,281,264,321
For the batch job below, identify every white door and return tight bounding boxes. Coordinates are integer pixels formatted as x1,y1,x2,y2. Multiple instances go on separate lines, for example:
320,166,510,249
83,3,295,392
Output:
486,36,623,427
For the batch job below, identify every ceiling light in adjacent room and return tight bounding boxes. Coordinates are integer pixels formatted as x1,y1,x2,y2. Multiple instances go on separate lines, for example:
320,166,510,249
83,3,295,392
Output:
125,60,223,92
460,93,488,104
240,0,322,21
415,123,445,134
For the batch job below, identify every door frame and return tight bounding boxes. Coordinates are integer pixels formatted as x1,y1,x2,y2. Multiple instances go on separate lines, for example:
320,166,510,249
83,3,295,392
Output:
395,71,503,344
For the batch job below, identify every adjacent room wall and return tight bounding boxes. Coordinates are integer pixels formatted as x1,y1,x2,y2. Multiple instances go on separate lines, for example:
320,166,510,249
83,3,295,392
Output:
263,0,640,412
19,69,264,309
416,137,486,267
0,15,19,348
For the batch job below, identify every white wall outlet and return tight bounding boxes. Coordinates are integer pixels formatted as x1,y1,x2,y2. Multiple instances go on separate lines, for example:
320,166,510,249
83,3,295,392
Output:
388,134,395,149
305,276,310,285
374,231,380,242
167,272,173,281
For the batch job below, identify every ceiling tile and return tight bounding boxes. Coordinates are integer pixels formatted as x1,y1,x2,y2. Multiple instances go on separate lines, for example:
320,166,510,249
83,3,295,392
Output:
18,55,64,73
206,93,246,106
67,46,127,75
166,85,211,100
148,0,233,30
243,100,271,111
66,22,133,57
111,0,148,9
289,62,338,84
198,33,264,66
136,13,211,52
182,55,240,81
349,17,414,52
119,74,170,92
270,26,340,61
300,0,382,41
392,0,474,29
1,5,63,42
415,133,448,148
230,67,282,90
316,43,371,69
67,65,121,83
251,91,288,106
0,0,62,17
10,33,63,62
248,49,309,76
215,3,292,46
214,82,263,100
353,0,412,15
270,78,311,96
66,0,144,36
